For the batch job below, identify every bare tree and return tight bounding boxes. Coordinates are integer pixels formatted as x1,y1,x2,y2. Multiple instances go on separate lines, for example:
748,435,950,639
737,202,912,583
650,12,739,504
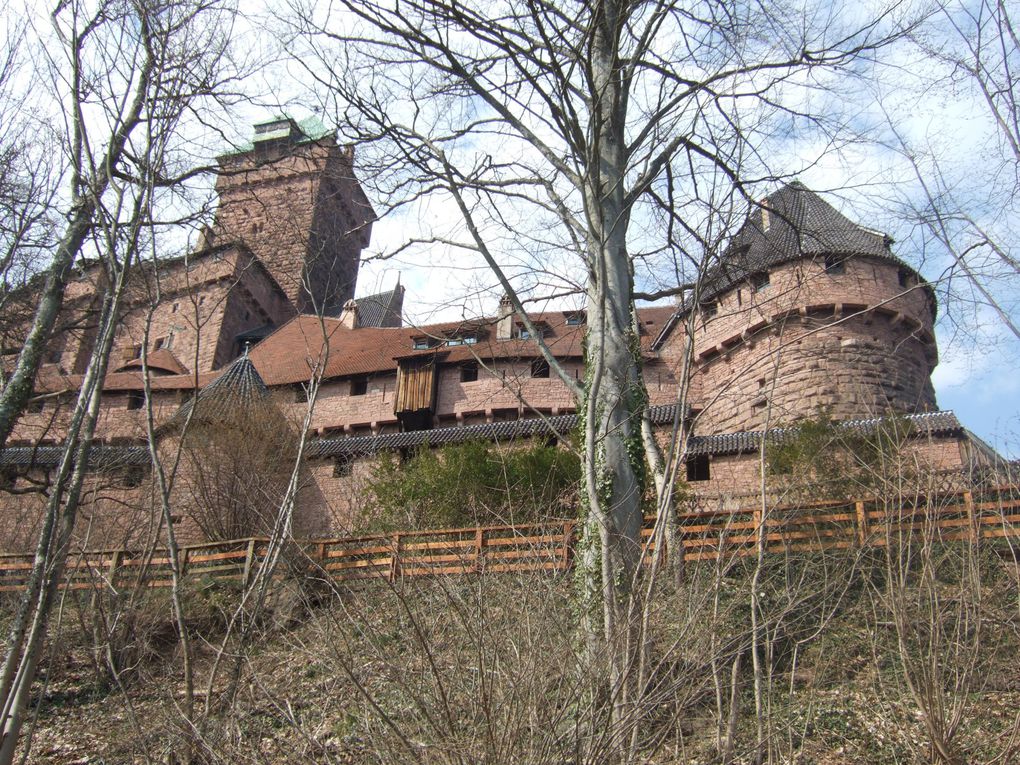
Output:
285,0,922,742
0,0,243,760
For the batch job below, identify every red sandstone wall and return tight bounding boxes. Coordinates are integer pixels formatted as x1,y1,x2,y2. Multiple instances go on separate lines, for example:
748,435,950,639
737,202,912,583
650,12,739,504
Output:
214,139,373,313
669,257,938,434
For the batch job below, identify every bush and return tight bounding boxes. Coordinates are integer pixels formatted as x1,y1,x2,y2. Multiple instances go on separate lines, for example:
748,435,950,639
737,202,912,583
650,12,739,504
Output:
367,439,580,529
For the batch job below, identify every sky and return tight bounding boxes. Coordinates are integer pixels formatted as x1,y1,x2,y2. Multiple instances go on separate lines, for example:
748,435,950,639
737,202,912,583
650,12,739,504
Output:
264,0,1020,458
10,0,1019,458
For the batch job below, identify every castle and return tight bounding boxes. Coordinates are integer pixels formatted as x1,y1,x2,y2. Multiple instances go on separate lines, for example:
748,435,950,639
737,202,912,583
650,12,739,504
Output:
0,118,996,549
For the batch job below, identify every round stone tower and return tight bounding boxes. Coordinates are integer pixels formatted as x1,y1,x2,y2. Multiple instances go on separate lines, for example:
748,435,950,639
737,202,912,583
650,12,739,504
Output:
679,182,938,435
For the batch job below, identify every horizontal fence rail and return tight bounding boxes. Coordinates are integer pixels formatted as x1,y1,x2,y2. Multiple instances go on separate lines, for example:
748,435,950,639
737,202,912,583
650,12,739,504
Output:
1,485,1018,594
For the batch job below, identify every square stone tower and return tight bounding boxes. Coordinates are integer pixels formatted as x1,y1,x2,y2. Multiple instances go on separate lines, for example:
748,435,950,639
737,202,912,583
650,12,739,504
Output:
212,117,376,315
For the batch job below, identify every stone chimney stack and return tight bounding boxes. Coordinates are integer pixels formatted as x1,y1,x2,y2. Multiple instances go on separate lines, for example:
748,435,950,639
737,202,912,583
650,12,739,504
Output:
339,299,359,329
496,294,514,341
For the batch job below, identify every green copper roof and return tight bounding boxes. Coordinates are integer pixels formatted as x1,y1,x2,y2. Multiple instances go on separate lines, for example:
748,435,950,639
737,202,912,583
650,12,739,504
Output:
221,115,334,156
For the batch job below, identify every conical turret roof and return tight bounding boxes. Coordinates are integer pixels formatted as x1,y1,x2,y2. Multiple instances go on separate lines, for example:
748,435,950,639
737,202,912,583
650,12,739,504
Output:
695,182,912,305
162,353,276,432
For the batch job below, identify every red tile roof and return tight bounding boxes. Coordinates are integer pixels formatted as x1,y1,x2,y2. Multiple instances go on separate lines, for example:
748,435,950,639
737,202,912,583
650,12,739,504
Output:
115,348,189,376
246,305,676,385
26,305,674,393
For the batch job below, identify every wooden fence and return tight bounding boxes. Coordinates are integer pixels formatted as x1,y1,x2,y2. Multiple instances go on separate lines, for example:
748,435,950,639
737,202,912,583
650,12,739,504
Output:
1,484,1018,594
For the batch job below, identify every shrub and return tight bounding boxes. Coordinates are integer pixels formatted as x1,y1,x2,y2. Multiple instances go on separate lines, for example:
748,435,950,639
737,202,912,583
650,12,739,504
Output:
367,439,580,529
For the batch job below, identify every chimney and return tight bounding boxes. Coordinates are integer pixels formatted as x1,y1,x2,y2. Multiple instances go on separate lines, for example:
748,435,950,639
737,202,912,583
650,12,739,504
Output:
339,299,359,329
761,198,771,232
496,294,514,341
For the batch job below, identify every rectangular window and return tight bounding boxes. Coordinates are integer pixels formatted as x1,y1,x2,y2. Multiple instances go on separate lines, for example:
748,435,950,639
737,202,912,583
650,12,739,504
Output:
154,337,166,351
565,312,585,326
898,269,912,288
750,272,770,293
824,255,846,274
350,377,368,396
531,359,550,378
518,328,531,340
127,390,145,410
685,454,710,482
332,456,353,478
445,337,464,346
702,301,718,319
460,362,479,383
412,338,431,350
294,385,308,403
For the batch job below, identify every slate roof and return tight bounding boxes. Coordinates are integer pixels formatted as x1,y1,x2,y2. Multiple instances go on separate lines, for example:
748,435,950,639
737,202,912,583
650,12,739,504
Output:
691,182,922,308
355,285,404,327
309,403,686,459
0,409,964,469
0,444,148,468
162,354,272,430
686,410,963,456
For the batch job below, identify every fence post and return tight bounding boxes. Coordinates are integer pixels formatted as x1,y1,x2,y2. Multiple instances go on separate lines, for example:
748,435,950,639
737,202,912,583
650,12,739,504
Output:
108,549,122,592
474,528,485,574
242,538,257,587
562,521,575,571
855,500,869,545
964,490,978,543
389,533,401,582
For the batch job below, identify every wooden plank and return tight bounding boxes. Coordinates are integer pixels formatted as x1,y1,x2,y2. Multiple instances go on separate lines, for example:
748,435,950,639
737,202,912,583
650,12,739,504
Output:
0,561,34,571
398,564,474,577
483,534,562,547
325,558,392,572
485,548,559,562
399,552,479,565
186,550,249,564
399,539,478,552
325,544,393,558
484,561,567,573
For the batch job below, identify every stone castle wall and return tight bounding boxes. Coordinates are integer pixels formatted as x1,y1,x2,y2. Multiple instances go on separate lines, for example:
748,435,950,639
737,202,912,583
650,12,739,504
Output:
681,256,938,434
214,139,373,314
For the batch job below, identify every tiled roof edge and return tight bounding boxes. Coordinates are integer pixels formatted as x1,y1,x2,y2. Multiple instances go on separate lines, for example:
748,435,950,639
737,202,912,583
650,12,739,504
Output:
687,410,963,457
0,409,961,468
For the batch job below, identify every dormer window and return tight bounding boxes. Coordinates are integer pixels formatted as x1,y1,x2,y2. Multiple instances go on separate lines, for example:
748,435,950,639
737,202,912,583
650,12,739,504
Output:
565,312,586,326
517,322,549,340
412,337,432,350
750,272,770,293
